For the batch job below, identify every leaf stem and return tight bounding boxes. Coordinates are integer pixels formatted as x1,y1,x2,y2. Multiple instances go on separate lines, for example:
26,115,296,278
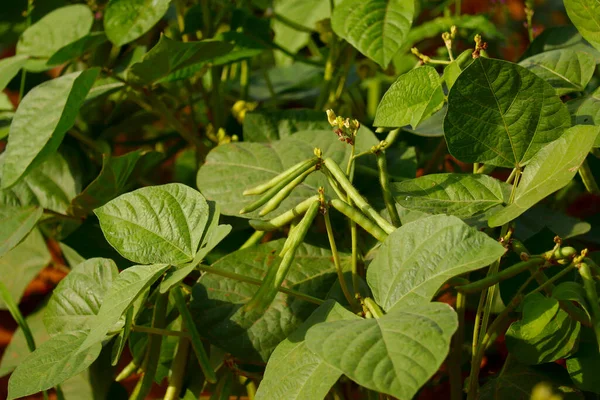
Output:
240,230,265,249
324,210,358,310
449,291,466,400
0,281,36,353
456,257,545,293
579,159,600,195
130,325,190,338
376,151,401,227
363,297,385,318
578,262,600,350
164,335,189,400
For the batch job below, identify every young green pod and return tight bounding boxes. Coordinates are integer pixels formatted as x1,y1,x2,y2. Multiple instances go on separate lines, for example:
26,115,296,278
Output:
249,195,319,231
330,199,388,242
243,158,318,196
322,158,395,234
239,158,318,214
244,200,320,313
259,165,317,216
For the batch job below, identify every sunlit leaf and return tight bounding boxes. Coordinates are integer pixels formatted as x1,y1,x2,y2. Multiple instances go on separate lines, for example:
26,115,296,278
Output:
104,0,171,46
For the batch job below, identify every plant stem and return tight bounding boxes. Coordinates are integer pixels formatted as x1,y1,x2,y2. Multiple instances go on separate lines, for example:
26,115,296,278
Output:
210,66,225,130
449,291,466,400
240,230,265,249
240,60,250,101
173,287,217,383
579,159,600,195
164,335,189,400
376,151,401,227
578,262,600,350
456,257,545,293
324,210,358,310
0,281,36,352
363,297,385,318
316,37,337,110
130,292,169,400
130,325,190,338
197,264,325,305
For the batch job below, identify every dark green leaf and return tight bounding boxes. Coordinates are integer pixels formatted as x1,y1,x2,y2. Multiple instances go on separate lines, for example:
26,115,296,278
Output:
256,300,359,400
305,302,457,400
391,173,509,219
331,0,414,68
1,69,99,189
95,183,209,265
402,105,446,137
47,32,108,66
519,49,596,95
567,330,600,394
103,0,171,46
16,5,93,71
515,205,591,241
564,0,600,52
44,258,118,336
127,36,233,85
567,86,600,143
489,125,600,227
444,57,571,168
243,109,330,142
521,25,600,61
367,214,505,310
374,66,444,128
552,282,592,321
0,205,43,257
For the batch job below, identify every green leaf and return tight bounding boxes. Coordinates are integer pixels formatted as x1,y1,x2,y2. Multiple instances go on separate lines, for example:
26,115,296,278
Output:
190,240,351,362
305,302,457,400
444,57,571,168
521,25,600,61
95,183,209,265
552,282,592,321
374,66,444,128
367,214,505,310
391,173,509,219
567,330,600,394
331,0,414,68
81,263,170,349
44,258,118,336
0,92,14,140
196,129,378,218
7,331,102,400
515,205,591,241
402,105,446,137
1,69,99,189
243,109,330,142
68,150,162,218
16,5,94,72
519,49,596,95
564,0,600,52
47,32,108,66
507,293,581,365
0,229,50,310
0,55,27,91
103,0,171,46
1,152,79,215
127,36,233,85
0,205,43,257
256,300,359,400
489,125,600,227
443,49,474,90
567,86,600,137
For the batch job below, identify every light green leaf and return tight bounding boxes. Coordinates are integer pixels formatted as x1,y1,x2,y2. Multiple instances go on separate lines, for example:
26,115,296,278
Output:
7,331,102,400
374,66,444,128
0,229,50,310
196,129,378,219
47,32,108,66
16,5,94,72
0,205,43,257
1,152,79,215
104,0,171,46
519,49,596,95
0,55,27,91
564,0,600,52
243,109,330,142
331,0,414,68
305,302,457,400
68,150,162,218
506,293,580,365
443,49,474,90
81,263,170,348
127,36,233,85
444,57,571,168
44,258,118,336
0,92,14,140
256,300,359,400
95,183,209,265
391,173,509,219
489,125,600,227
367,214,505,310
190,240,351,362
1,69,99,189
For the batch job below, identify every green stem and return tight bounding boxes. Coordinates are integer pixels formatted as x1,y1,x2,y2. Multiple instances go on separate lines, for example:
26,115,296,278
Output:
115,349,146,382
376,151,401,227
210,66,224,130
272,12,314,33
240,230,265,249
130,325,190,338
240,376,257,400
363,298,385,318
200,0,212,38
130,292,169,400
0,281,36,352
456,257,545,293
173,287,217,383
579,159,600,195
316,38,337,110
455,0,461,16
449,291,466,400
198,263,325,305
164,335,189,400
473,162,480,174
324,210,358,310
579,262,600,350
240,60,250,101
